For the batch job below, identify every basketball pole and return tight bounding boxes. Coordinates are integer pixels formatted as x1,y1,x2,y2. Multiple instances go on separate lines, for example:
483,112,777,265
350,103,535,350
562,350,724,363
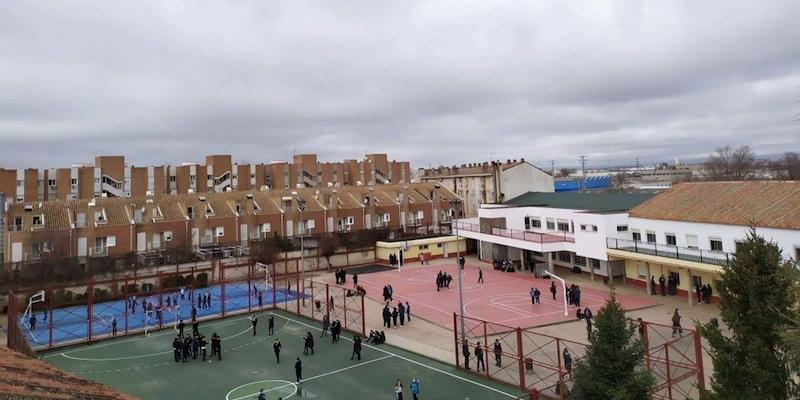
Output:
544,270,569,316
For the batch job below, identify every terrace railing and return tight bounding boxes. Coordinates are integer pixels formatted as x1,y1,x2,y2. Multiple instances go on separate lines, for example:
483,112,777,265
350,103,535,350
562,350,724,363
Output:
454,220,575,244
606,238,731,267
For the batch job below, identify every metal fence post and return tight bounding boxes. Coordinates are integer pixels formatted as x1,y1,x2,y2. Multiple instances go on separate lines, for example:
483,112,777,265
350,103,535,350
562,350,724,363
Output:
694,330,706,390
87,279,94,343
665,343,673,400
453,313,461,368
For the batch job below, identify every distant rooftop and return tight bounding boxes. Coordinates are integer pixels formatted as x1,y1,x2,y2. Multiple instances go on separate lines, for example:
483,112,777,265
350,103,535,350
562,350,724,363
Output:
504,191,657,212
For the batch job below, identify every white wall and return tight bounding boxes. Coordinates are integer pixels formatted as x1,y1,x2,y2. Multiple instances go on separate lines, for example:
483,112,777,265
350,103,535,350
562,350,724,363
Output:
627,217,800,261
500,163,553,202
477,205,629,261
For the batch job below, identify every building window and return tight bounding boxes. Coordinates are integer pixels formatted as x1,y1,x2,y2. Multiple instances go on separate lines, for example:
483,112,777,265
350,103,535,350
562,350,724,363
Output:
574,256,586,266
524,216,530,230
546,219,555,230
632,231,641,241
48,179,56,186
710,239,723,252
795,246,800,261
557,251,571,263
735,241,746,253
637,263,647,278
646,232,656,243
591,259,601,270
418,244,429,250
616,225,628,232
32,215,43,225
665,234,676,246
71,178,77,185
669,271,680,286
580,224,598,232
531,218,541,229
556,221,570,232
686,234,698,249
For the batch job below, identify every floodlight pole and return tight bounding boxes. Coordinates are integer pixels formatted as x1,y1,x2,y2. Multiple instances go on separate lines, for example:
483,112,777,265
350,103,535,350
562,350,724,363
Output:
298,198,306,306
453,201,466,344
545,270,569,316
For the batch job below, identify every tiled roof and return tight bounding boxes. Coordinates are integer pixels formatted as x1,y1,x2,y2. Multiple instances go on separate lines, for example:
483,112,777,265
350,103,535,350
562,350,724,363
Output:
629,181,800,230
0,347,137,399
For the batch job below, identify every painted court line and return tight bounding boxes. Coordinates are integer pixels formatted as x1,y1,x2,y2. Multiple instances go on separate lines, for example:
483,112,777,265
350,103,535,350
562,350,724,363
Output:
271,313,520,398
227,355,394,400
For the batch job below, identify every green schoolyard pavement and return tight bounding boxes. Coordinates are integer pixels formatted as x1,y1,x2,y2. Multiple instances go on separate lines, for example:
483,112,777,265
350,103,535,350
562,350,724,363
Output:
42,310,527,399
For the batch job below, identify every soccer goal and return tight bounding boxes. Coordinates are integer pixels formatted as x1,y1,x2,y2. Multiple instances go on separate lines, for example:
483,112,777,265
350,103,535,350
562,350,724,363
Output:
23,290,45,321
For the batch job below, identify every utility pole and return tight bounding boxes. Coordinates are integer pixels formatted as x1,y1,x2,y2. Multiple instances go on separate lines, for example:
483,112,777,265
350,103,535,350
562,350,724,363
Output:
579,155,588,190
550,160,556,176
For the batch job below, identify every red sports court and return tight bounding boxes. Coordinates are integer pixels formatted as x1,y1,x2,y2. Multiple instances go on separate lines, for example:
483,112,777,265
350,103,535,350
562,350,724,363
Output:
358,263,657,330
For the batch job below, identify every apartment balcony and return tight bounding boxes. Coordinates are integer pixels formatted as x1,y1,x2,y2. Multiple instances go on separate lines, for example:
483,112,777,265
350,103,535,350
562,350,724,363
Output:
606,238,731,267
7,224,23,232
101,181,126,197
374,169,390,184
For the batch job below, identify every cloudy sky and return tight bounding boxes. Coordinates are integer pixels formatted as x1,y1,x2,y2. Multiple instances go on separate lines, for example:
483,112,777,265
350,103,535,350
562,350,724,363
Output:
1,1,799,170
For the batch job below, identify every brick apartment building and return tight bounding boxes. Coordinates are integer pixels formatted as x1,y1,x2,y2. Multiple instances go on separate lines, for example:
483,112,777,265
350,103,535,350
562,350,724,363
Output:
0,153,411,203
2,182,459,264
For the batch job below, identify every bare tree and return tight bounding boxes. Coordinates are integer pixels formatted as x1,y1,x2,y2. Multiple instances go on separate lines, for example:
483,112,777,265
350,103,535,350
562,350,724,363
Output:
609,173,627,191
773,152,800,180
317,234,340,269
704,145,756,181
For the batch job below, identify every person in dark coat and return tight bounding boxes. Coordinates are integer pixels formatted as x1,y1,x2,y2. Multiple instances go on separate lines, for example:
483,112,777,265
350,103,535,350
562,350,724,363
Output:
550,282,557,300
382,306,392,329
493,339,502,367
563,349,572,376
294,358,302,383
178,320,185,337
172,336,181,362
250,314,258,336
659,275,666,296
273,338,282,363
398,302,406,326
351,335,362,360
303,332,314,355
462,341,471,370
391,308,399,327
268,315,275,335
474,342,485,371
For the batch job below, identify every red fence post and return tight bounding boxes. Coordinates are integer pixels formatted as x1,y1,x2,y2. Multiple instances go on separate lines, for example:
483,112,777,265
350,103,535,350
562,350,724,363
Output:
325,284,331,320
453,313,461,368
87,279,94,343
220,261,226,318
343,286,347,329
694,330,706,390
483,321,490,377
665,343,673,400
158,272,164,331
272,261,277,307
124,278,129,335
310,280,315,320
517,327,525,391
360,292,366,336
247,263,252,313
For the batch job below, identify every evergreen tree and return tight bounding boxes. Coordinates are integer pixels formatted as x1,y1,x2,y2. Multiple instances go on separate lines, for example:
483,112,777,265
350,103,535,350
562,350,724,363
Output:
698,229,800,400
569,297,654,400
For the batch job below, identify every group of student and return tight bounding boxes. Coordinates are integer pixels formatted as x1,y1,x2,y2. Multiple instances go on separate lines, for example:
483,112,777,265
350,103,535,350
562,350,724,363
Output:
382,301,411,329
172,329,221,363
334,268,348,285
435,271,452,290
388,253,402,266
320,314,343,342
367,329,386,345
460,338,504,372
566,284,582,307
694,284,714,304
393,377,421,400
651,274,681,296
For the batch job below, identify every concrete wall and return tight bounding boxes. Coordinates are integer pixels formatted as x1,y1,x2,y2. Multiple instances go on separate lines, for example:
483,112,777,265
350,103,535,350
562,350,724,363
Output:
376,236,466,262
500,163,554,202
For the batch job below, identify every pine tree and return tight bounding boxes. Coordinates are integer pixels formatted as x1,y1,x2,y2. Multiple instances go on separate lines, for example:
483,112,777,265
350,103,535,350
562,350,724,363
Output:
569,297,655,400
698,229,800,400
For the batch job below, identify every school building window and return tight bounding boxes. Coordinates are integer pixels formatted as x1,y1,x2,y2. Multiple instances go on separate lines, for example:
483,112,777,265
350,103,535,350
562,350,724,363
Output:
616,225,628,232
531,218,541,228
710,239,723,251
557,251,571,263
665,234,676,246
591,259,601,270
632,231,641,241
556,221,570,232
795,246,800,261
546,219,555,230
646,232,656,243
418,244,429,250
574,256,586,266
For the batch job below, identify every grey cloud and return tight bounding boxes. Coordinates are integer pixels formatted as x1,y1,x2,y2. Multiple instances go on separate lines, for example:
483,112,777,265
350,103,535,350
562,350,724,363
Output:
0,0,799,170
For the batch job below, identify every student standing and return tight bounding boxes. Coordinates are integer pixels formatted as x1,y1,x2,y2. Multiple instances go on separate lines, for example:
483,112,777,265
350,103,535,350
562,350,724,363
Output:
273,339,282,363
534,288,541,304
477,269,483,284
268,315,275,335
294,358,302,383
405,302,411,322
394,379,403,400
563,349,572,377
351,335,362,360
111,317,118,336
410,378,420,400
392,308,399,327
258,292,263,308
250,315,258,336
321,314,330,337
550,282,557,300
530,288,536,304
172,336,181,362
178,320,185,337
398,302,406,326
303,332,314,355
672,308,683,337
474,341,485,371
493,339,502,367
462,341,471,370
